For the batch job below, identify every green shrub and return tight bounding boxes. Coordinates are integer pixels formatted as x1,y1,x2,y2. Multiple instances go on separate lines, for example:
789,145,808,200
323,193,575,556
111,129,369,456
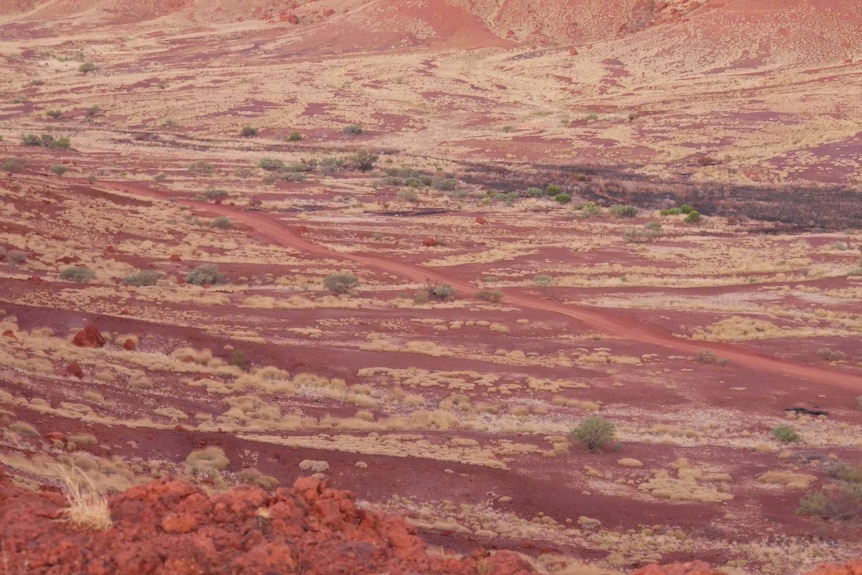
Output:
59,266,96,282
323,273,359,295
203,187,229,200
123,270,160,286
429,284,455,301
186,264,227,285
397,189,418,202
609,204,638,218
153,172,167,182
2,159,26,173
684,210,701,224
342,124,363,136
287,131,303,142
526,187,544,198
580,201,601,218
78,61,96,74
660,207,682,216
86,106,100,117
533,274,552,288
188,161,214,175
694,349,716,363
22,133,70,148
680,204,696,214
555,193,572,204
475,289,503,303
240,126,258,137
258,158,285,172
817,347,846,361
6,249,27,264
546,184,561,195
623,225,660,243
231,350,247,370
46,109,63,119
771,425,800,443
431,177,457,191
570,416,616,453
832,241,849,251
50,164,68,176
211,216,232,229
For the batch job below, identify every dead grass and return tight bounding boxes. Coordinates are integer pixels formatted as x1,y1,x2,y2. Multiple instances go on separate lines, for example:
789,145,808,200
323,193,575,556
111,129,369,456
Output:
55,464,113,531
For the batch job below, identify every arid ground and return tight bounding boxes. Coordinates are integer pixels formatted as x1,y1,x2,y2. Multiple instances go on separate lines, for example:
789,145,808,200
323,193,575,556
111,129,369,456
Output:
1,1,861,573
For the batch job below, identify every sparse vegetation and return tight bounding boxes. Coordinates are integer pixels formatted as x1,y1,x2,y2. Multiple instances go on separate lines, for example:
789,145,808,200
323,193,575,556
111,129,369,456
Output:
186,264,227,285
240,125,258,137
6,249,27,264
287,131,303,142
771,425,800,443
624,223,661,243
323,273,359,295
684,210,702,224
203,187,229,200
570,416,616,453
475,289,503,303
555,193,572,204
797,461,862,521
609,204,638,218
342,124,363,136
580,201,601,218
50,164,68,176
351,149,378,171
428,283,455,301
55,465,112,531
123,270,160,286
817,347,846,361
2,158,26,173
211,216,232,229
46,109,63,119
258,158,285,172
59,266,96,282
188,161,214,175
21,133,71,148
78,61,96,74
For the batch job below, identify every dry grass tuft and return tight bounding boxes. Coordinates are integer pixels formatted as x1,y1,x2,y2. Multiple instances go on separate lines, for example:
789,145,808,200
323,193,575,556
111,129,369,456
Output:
55,464,113,531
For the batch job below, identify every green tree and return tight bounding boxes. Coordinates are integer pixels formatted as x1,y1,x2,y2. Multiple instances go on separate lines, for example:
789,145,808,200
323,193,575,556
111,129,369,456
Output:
570,416,616,453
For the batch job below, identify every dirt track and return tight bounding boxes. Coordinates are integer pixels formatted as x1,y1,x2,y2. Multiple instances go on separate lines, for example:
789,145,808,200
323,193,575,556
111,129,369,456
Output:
108,180,862,394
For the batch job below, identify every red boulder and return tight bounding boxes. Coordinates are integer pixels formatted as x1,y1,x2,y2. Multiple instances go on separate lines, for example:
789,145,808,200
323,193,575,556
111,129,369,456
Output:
72,325,106,348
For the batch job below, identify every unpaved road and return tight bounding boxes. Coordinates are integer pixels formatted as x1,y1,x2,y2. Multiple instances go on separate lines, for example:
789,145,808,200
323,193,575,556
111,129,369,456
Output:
109,180,862,393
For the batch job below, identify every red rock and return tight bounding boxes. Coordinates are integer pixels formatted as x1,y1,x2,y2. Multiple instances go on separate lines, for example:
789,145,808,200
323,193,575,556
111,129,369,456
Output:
160,513,198,533
177,276,187,286
66,361,84,379
1,330,16,340
569,48,578,56
323,8,334,17
72,324,106,348
28,275,42,283
475,216,488,225
422,237,438,247
174,424,185,432
120,308,130,315
46,431,66,443
169,254,182,262
105,246,115,253
123,338,136,351
296,225,308,235
633,562,727,575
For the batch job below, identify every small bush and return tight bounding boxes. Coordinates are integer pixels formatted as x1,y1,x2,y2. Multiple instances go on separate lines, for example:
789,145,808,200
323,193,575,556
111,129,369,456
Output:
186,264,227,285
534,274,553,288
258,158,285,172
240,126,258,137
78,61,96,74
771,425,800,443
817,347,846,361
546,184,562,195
397,189,418,202
342,124,363,136
22,133,70,148
570,416,616,453
230,350,246,370
351,149,378,171
323,273,359,295
50,164,68,176
555,193,572,204
660,207,682,216
123,270,160,286
680,204,696,214
694,349,717,363
59,266,96,282
188,161,214,175
431,177,458,191
6,249,27,264
609,204,638,218
211,216,232,229
203,187,229,200
429,283,455,301
2,159,26,173
86,106,100,117
526,187,544,198
153,172,167,182
580,201,601,218
46,109,63,119
684,210,701,224
287,131,303,142
475,289,503,303
832,241,849,251
623,225,660,243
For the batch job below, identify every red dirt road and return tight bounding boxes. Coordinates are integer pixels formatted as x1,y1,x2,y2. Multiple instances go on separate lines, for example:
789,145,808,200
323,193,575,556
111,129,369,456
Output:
108,180,862,394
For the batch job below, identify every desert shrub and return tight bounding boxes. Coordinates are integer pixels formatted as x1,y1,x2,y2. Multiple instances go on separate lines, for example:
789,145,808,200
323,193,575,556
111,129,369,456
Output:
323,273,359,295
397,189,418,202
526,187,545,198
6,249,27,264
258,158,285,172
85,106,100,117
211,216,232,230
22,134,70,148
832,241,849,251
153,172,167,182
351,149,378,171
317,156,343,175
186,264,227,285
624,224,661,243
185,447,230,472
680,204,696,214
123,270,160,286
570,416,616,453
580,201,601,218
817,347,846,361
771,425,800,443
684,210,702,224
230,350,246,370
534,274,552,288
660,207,682,216
287,131,303,142
78,61,96,74
429,283,455,301
188,161,214,175
627,112,640,122
59,266,96,282
342,124,363,136
0,247,4,260
475,289,503,303
555,193,572,204
798,475,862,521
50,165,68,176
431,177,458,191
240,125,258,137
609,204,638,218
694,349,716,363
2,159,26,173
546,184,561,195
203,187,229,200
46,109,63,119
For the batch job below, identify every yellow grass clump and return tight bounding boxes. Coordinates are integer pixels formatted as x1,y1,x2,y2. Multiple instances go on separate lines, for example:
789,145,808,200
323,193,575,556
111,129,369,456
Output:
55,465,113,531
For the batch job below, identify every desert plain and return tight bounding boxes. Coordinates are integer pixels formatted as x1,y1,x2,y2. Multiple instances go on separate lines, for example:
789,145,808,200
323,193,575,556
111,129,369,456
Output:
1,0,862,573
